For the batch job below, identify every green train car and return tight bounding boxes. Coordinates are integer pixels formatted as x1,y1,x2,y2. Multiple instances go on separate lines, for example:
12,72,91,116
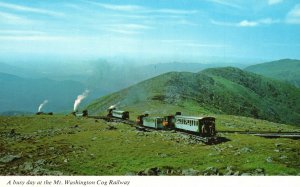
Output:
142,117,164,129
137,112,216,137
174,115,216,137
107,108,129,120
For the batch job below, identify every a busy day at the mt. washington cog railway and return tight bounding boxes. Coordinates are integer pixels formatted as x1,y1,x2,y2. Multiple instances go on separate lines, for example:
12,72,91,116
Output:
0,0,300,179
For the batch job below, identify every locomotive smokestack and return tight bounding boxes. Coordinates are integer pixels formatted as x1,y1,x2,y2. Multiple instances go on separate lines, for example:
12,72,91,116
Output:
38,100,48,112
74,90,89,112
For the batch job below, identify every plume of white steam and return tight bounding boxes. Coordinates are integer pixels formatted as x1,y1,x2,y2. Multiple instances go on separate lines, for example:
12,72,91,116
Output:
74,90,89,111
108,102,120,109
38,100,48,112
108,104,117,109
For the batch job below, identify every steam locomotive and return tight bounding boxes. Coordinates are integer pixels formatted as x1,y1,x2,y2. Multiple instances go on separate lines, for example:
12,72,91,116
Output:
72,110,88,117
107,107,129,120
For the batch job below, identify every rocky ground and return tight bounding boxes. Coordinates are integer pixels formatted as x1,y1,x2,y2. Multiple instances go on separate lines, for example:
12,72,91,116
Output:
0,115,299,175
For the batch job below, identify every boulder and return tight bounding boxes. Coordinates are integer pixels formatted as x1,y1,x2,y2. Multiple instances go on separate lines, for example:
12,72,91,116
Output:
203,167,218,175
144,167,160,175
0,154,21,163
240,147,253,153
182,168,200,176
266,157,273,163
106,125,117,130
241,173,251,176
23,162,34,171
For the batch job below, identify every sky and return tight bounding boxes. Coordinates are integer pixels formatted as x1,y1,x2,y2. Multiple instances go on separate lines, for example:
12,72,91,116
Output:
0,0,300,63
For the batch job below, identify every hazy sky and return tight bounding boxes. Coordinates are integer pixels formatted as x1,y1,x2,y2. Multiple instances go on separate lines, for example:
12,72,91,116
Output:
0,0,300,62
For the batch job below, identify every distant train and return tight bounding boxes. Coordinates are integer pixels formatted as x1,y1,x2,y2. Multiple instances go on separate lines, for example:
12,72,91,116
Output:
72,110,88,117
36,112,53,115
107,107,129,120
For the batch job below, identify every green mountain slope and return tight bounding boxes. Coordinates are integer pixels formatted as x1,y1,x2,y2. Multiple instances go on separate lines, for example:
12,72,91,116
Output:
245,59,300,87
87,67,300,125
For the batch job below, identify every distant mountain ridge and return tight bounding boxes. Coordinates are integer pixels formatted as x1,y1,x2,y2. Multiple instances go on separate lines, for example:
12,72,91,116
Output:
0,61,235,113
1,59,299,115
0,62,42,78
0,72,85,113
87,67,300,125
245,59,300,87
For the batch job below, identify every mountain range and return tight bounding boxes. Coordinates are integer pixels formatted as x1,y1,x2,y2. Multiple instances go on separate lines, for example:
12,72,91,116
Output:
87,67,300,125
245,59,300,88
0,72,85,113
0,59,299,119
0,60,244,113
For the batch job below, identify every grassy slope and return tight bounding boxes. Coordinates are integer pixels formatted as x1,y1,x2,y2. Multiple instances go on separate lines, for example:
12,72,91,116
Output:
202,67,300,125
0,115,299,175
244,59,300,87
87,67,300,126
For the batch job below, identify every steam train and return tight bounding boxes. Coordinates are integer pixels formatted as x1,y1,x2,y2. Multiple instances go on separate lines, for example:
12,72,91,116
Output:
72,110,88,117
109,108,216,138
107,107,129,120
138,112,216,137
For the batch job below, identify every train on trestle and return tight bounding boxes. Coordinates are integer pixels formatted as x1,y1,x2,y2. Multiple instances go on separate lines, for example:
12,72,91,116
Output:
106,108,217,143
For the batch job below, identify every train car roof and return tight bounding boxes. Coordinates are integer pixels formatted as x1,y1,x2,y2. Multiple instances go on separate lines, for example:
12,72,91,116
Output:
112,110,128,113
175,115,215,120
144,116,164,119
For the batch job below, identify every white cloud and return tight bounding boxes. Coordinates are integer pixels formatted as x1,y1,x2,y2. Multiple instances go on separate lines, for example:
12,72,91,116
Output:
212,18,279,27
0,35,67,41
210,19,236,26
154,9,198,14
161,40,228,48
117,24,152,30
88,2,145,12
0,30,45,35
0,2,63,17
87,1,197,15
207,0,242,9
267,0,283,5
104,23,152,35
106,29,141,35
238,18,279,27
238,20,258,27
286,4,300,24
0,11,33,25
